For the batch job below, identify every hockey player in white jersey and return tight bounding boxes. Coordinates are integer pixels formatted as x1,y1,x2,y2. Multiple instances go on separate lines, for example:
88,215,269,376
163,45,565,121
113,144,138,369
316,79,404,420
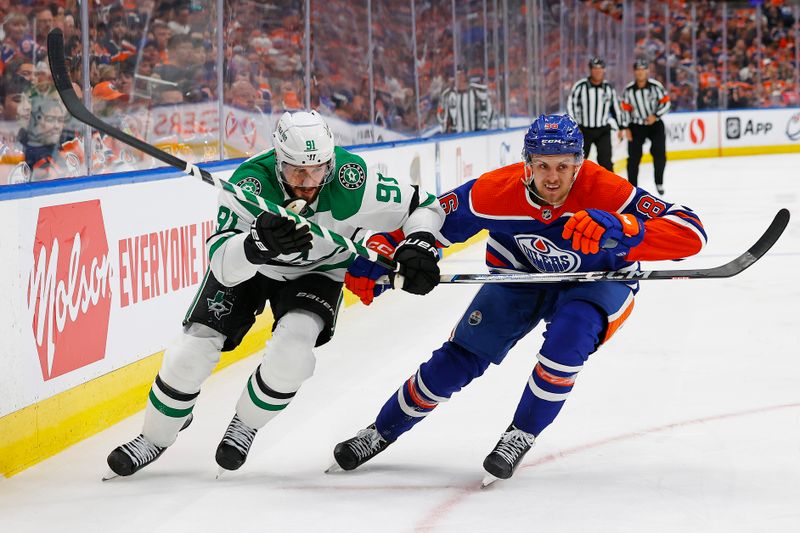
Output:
105,110,445,478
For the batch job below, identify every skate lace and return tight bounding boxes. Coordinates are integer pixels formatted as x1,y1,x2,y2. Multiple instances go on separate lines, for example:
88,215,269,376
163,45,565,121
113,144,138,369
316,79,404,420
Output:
348,427,385,460
222,416,257,454
122,435,163,467
494,428,535,465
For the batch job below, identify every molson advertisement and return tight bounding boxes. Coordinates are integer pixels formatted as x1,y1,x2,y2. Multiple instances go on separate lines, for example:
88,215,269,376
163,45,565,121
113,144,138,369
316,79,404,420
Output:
1,172,223,417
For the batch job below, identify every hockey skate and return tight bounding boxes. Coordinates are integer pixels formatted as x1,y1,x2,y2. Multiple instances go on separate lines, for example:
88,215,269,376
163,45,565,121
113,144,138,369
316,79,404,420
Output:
656,184,665,196
104,414,193,480
327,424,391,473
215,415,258,475
481,424,535,487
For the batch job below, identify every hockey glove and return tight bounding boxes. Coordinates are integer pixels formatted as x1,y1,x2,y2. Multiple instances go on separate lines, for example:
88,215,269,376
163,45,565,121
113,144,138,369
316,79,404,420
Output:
344,233,397,305
243,210,313,264
393,232,440,295
562,209,644,256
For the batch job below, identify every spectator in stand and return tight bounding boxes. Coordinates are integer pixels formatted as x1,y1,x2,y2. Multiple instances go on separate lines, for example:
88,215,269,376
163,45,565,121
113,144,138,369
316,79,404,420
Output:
228,79,261,112
92,80,129,117
150,19,172,63
168,4,191,35
152,83,184,106
154,33,194,83
2,13,33,66
2,72,31,123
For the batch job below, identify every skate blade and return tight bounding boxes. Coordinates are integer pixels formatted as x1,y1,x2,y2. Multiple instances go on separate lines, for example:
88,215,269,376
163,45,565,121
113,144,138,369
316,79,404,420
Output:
480,474,499,489
102,469,119,481
324,462,342,474
215,467,227,479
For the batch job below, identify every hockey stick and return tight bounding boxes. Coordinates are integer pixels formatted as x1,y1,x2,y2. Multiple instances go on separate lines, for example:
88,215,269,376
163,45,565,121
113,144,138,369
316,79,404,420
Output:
431,208,790,283
46,29,398,272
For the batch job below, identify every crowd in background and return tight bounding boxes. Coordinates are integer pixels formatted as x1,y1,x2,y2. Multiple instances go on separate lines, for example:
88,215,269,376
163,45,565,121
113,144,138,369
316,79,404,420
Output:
0,0,798,184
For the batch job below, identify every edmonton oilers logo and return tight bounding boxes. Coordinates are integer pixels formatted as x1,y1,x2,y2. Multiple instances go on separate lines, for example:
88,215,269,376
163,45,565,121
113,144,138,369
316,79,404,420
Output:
468,310,482,325
515,235,580,273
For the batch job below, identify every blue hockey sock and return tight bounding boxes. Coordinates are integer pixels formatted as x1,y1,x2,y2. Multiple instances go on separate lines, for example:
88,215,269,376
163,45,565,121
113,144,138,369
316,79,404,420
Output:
375,341,490,442
513,300,604,436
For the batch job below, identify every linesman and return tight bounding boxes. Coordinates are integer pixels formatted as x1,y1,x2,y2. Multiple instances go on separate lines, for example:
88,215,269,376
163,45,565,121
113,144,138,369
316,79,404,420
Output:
438,64,493,133
619,58,671,195
567,56,622,171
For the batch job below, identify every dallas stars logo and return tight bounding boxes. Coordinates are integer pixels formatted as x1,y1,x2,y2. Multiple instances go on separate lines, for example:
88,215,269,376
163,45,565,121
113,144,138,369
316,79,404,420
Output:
207,290,233,319
338,163,366,190
237,176,262,196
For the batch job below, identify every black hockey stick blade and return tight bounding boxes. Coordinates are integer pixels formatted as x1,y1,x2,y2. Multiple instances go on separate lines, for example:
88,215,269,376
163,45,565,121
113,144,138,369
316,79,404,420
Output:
47,29,214,182
438,208,790,284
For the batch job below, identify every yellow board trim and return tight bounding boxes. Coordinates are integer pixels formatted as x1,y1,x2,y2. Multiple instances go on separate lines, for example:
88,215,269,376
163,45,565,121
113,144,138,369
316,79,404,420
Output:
1,232,487,478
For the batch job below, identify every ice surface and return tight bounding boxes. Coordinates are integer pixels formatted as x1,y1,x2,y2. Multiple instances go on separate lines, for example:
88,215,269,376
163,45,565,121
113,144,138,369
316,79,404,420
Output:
1,155,798,532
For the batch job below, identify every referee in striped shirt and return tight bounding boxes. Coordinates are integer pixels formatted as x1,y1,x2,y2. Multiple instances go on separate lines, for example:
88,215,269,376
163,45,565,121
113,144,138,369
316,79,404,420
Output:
567,57,622,171
620,59,671,194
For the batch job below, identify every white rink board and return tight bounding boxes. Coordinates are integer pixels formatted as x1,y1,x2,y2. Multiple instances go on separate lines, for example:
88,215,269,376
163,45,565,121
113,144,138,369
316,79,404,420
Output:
662,111,719,154
438,129,522,193
720,108,800,148
0,172,226,416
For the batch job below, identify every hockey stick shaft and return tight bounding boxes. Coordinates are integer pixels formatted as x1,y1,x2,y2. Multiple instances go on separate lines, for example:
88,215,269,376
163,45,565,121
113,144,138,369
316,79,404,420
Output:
372,207,789,285
46,29,398,272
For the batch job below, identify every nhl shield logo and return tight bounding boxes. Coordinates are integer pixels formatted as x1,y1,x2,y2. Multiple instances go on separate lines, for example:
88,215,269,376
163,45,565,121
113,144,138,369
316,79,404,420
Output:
468,310,483,326
542,208,553,220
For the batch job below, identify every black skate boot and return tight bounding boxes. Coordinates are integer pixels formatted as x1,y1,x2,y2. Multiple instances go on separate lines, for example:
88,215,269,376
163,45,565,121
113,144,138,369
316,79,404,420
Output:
105,413,193,480
656,184,665,196
481,424,535,486
215,415,258,472
330,424,391,472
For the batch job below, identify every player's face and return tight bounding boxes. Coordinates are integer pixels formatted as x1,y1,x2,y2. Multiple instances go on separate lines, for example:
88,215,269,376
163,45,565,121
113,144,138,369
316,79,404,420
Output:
526,154,579,205
282,161,330,202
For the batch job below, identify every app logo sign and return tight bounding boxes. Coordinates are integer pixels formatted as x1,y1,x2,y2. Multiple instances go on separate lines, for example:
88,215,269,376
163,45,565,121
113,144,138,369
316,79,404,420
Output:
786,112,800,141
726,117,741,139
726,116,773,139
28,200,112,380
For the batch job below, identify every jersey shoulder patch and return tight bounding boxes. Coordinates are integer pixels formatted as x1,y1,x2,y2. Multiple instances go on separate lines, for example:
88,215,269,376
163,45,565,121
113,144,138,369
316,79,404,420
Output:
564,161,634,213
322,147,368,220
229,150,284,216
469,163,534,218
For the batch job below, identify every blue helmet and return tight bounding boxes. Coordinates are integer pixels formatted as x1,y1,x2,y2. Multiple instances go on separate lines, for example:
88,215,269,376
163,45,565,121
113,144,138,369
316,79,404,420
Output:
523,114,584,159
